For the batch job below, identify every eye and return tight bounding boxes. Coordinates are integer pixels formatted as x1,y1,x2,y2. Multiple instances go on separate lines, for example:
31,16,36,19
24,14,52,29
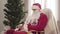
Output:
32,9,37,11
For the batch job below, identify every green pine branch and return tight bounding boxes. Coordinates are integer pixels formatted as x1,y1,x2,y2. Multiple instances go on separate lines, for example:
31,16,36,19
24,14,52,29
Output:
3,0,25,29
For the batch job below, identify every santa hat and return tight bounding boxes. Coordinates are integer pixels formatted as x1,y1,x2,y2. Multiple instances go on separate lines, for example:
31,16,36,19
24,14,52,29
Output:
33,3,41,9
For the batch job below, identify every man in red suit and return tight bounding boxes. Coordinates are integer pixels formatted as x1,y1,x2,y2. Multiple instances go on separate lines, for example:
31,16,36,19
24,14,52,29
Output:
28,3,48,34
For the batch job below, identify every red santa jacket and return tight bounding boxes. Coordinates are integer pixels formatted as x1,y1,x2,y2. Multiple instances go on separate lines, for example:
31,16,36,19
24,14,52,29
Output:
28,13,48,31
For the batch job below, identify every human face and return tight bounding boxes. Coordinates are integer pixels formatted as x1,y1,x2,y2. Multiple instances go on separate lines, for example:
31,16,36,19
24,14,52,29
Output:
32,5,40,12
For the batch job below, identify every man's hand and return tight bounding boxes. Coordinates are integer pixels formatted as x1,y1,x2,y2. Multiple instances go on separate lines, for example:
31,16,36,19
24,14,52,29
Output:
31,19,38,26
16,24,24,29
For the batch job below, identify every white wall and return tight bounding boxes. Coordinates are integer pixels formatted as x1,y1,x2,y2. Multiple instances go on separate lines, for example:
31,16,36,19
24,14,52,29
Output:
0,0,7,33
57,0,60,34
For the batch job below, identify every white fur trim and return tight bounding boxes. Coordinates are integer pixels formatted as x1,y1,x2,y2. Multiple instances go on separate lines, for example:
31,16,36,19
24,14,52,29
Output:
32,5,40,10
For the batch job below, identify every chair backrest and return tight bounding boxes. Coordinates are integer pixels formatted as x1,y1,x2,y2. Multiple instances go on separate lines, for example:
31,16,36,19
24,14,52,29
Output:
42,8,52,19
42,8,57,34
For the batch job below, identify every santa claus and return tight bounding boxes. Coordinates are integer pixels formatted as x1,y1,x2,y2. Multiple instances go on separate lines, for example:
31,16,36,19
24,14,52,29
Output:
27,3,48,34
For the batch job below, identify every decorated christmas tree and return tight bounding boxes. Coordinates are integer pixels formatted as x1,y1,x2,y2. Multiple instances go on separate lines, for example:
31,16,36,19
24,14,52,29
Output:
3,0,25,29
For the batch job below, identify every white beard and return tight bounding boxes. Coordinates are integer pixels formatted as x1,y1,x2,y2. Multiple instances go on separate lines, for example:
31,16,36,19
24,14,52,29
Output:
29,11,41,24
23,11,41,32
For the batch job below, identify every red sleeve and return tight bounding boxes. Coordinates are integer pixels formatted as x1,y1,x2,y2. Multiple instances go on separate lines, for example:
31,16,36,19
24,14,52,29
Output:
28,13,48,31
37,13,48,30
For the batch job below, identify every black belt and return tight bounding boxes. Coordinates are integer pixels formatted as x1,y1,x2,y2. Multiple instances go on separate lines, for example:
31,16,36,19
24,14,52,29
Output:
28,30,44,34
